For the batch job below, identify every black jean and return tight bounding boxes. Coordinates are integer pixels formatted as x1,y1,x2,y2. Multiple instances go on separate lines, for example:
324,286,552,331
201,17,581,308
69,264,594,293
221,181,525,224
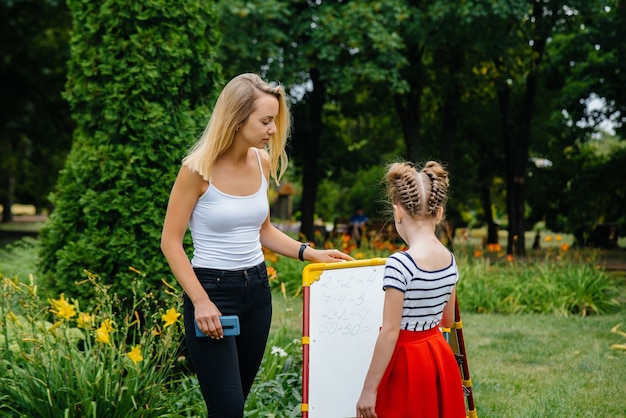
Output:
184,262,272,418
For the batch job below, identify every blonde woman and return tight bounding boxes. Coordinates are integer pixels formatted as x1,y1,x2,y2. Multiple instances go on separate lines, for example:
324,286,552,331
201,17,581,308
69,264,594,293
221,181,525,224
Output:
356,161,465,418
161,73,352,417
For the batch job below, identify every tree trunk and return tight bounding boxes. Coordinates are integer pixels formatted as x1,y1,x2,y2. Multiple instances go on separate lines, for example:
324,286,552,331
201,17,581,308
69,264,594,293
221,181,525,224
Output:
496,83,520,255
1,174,14,223
438,48,464,250
440,48,464,167
479,170,499,245
393,90,422,164
297,68,325,243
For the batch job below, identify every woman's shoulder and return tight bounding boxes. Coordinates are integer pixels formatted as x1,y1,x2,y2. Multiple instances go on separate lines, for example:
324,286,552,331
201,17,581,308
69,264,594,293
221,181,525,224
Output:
177,164,208,195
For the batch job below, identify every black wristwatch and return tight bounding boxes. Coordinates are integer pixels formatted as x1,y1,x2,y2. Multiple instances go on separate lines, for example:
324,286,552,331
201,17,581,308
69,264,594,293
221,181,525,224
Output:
298,242,310,261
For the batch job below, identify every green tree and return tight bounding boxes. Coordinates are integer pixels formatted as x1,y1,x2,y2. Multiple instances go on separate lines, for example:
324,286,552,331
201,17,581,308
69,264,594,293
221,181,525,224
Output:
38,0,222,302
524,0,625,245
0,0,72,221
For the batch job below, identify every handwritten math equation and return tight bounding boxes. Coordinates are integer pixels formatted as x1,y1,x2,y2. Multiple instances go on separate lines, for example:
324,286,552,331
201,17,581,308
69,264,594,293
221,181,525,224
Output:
313,268,382,337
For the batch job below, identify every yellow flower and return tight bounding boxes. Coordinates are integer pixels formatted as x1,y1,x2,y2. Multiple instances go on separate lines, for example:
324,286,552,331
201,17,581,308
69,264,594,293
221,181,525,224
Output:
96,328,110,344
555,235,562,241
127,345,143,365
50,294,77,320
77,312,95,329
161,307,181,329
95,319,114,344
101,318,114,332
544,236,553,242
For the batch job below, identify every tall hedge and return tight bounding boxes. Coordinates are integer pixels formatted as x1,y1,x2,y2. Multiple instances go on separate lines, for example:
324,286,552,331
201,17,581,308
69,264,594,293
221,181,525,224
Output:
39,0,222,302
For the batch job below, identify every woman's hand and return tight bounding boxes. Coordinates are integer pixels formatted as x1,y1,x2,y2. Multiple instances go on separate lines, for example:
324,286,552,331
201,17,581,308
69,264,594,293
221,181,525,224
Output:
307,247,354,263
193,301,223,339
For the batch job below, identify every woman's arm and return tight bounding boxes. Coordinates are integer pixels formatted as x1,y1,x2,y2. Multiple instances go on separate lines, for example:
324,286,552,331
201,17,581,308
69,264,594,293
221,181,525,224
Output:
257,149,352,262
160,166,224,338
356,288,404,418
259,218,352,262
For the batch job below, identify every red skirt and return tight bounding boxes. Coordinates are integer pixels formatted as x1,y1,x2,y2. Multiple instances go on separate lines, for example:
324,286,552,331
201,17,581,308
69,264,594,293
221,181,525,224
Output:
376,328,466,418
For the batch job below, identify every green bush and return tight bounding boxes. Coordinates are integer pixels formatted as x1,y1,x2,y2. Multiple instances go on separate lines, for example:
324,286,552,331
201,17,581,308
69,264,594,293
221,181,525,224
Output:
456,254,622,316
245,327,302,418
265,246,623,318
38,0,222,304
0,271,203,417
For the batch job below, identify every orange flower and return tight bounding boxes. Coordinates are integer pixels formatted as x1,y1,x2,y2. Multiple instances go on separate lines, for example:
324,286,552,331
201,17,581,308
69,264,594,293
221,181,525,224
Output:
544,236,553,242
506,254,514,263
474,249,483,258
267,266,278,281
555,235,562,241
263,247,278,263
486,243,502,253
560,243,569,252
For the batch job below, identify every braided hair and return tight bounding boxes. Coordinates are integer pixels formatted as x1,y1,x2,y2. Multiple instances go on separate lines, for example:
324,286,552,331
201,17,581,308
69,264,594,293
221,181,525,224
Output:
385,161,449,219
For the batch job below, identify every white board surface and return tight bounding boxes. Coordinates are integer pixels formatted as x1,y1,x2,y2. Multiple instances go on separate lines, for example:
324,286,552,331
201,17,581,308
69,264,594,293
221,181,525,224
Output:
305,259,387,418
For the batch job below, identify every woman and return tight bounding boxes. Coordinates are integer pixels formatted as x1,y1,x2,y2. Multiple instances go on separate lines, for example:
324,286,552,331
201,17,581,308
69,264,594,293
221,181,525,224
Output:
356,161,466,418
161,73,352,417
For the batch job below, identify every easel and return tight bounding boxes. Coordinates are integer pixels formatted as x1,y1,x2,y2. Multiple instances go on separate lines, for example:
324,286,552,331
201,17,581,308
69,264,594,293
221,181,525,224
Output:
443,296,478,418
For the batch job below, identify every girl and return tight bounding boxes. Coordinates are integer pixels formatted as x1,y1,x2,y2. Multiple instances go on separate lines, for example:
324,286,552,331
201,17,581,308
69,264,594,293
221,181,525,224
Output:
356,161,466,418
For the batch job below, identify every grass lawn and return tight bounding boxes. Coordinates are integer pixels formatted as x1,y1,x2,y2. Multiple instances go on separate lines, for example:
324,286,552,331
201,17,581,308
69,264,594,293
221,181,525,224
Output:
271,294,626,418
463,312,626,418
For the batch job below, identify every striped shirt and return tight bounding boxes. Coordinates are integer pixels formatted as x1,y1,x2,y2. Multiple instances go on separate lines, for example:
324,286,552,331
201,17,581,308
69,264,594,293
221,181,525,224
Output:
382,251,458,331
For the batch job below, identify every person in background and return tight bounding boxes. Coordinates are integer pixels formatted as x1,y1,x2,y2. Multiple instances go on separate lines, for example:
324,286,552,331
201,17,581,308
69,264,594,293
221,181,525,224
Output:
161,73,352,417
356,161,466,418
349,207,368,247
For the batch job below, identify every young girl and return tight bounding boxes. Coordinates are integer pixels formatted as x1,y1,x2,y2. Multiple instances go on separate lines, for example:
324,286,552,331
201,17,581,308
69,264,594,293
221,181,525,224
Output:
161,73,352,417
356,161,466,418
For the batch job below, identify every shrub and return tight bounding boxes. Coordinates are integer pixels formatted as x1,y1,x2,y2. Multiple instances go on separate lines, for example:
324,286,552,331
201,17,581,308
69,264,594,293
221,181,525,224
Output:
245,327,302,417
265,244,622,317
456,253,622,316
38,0,222,304
0,271,203,417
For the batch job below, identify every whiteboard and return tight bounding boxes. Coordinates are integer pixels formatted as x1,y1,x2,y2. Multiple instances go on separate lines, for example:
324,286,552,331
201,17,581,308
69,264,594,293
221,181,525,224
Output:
302,258,387,418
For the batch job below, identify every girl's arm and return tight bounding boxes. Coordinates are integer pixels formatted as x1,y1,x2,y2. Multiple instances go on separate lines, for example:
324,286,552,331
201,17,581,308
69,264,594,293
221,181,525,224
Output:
440,285,457,329
356,288,404,418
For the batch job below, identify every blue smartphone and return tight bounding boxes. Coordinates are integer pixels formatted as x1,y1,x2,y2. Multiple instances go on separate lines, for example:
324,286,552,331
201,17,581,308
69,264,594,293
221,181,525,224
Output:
194,315,240,337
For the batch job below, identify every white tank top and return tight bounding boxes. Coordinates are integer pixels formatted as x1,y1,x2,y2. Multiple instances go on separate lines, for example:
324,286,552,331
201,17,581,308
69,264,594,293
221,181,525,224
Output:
189,149,268,269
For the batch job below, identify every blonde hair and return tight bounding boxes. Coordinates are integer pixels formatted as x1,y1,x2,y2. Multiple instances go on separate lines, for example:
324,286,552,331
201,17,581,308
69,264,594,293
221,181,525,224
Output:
385,161,449,219
183,73,291,185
